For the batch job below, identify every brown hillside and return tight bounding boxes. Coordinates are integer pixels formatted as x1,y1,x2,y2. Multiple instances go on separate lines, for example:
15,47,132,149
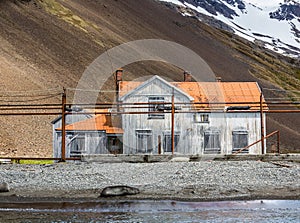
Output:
0,0,299,157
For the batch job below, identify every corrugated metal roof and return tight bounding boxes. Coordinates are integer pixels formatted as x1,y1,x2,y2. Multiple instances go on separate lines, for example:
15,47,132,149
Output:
57,110,123,134
120,80,267,110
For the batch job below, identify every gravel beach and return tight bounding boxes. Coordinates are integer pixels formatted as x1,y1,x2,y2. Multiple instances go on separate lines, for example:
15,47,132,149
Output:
0,160,299,202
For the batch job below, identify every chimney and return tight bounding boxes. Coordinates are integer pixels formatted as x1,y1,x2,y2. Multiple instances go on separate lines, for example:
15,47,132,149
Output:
115,69,123,112
116,68,123,81
183,71,192,82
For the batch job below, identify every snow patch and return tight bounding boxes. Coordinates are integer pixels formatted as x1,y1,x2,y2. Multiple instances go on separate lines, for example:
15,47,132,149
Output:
159,0,300,57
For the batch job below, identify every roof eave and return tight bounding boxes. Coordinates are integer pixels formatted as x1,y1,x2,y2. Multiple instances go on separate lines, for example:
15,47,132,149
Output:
120,75,194,101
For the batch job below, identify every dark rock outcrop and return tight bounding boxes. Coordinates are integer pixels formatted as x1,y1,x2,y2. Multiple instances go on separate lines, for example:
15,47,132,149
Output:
0,182,10,193
100,185,139,197
270,3,300,21
183,0,239,19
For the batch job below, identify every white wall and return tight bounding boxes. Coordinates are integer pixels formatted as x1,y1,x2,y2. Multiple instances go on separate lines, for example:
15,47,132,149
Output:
121,79,265,155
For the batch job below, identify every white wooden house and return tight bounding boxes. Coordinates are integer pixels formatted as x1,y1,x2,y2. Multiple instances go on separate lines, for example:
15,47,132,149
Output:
118,75,267,155
53,72,267,157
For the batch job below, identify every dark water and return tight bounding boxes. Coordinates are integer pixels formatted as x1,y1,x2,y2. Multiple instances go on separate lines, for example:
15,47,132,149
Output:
0,200,299,222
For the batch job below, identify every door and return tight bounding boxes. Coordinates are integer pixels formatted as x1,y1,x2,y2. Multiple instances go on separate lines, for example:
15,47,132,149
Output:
136,130,153,153
163,133,180,153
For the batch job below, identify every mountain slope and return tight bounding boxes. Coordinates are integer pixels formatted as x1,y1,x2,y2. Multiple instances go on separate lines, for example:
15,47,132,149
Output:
0,0,299,157
160,0,300,57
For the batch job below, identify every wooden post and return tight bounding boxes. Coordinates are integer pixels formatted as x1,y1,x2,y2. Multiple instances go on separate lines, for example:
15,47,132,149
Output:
158,135,161,155
260,93,265,154
61,88,67,162
277,131,280,154
171,89,175,155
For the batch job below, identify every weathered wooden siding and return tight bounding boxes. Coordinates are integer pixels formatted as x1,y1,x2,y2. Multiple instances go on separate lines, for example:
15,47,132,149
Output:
121,79,265,155
85,132,108,154
54,131,108,158
52,113,92,158
121,78,192,154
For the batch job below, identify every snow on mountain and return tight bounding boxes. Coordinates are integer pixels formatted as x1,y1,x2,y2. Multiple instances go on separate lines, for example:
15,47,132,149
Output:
159,0,300,58
243,0,282,9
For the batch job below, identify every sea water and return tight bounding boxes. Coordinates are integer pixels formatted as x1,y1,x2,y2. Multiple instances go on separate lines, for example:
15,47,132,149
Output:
0,200,299,222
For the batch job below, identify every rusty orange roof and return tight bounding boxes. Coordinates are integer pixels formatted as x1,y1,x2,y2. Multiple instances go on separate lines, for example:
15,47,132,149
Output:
57,110,123,134
119,80,267,110
119,81,140,98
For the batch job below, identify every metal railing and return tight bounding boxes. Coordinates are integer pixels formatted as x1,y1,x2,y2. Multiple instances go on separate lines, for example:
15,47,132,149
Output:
0,90,299,161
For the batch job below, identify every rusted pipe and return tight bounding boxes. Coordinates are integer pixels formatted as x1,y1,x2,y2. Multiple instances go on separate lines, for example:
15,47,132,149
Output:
0,157,61,160
0,107,61,111
233,130,279,155
0,112,62,116
0,104,62,107
265,110,300,113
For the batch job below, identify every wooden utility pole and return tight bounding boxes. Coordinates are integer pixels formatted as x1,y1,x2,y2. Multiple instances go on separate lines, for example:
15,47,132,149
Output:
61,88,67,162
171,89,175,155
260,93,265,154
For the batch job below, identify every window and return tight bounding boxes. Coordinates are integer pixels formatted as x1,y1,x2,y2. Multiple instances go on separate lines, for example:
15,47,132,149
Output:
163,133,180,153
136,130,153,153
232,130,248,153
204,130,221,154
107,136,123,154
148,96,164,119
69,134,86,157
194,113,209,123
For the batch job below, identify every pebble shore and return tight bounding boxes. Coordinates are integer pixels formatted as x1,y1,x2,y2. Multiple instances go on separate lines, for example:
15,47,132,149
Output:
0,160,299,201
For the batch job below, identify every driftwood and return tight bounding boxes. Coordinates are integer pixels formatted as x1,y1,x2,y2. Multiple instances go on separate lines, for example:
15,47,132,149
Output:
269,161,293,168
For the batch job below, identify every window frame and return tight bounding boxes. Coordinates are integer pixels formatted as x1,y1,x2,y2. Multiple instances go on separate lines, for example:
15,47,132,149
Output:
204,130,221,154
232,130,249,153
136,130,153,153
69,133,86,157
194,113,210,123
163,132,180,153
148,96,165,119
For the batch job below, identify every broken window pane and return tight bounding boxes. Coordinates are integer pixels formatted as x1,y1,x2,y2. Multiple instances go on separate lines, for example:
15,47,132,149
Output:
148,96,165,119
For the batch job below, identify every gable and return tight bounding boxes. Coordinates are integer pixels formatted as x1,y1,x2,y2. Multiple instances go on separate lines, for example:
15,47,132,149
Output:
119,76,267,111
119,75,194,101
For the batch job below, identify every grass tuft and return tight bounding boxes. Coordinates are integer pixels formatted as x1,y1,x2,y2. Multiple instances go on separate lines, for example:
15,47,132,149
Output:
37,0,99,33
12,159,54,164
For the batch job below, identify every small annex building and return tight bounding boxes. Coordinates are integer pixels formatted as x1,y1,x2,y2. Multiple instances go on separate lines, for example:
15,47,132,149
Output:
52,107,93,158
53,110,123,158
53,71,268,157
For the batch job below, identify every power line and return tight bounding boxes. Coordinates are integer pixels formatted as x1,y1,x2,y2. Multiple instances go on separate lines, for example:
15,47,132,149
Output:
0,93,62,103
0,88,62,94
